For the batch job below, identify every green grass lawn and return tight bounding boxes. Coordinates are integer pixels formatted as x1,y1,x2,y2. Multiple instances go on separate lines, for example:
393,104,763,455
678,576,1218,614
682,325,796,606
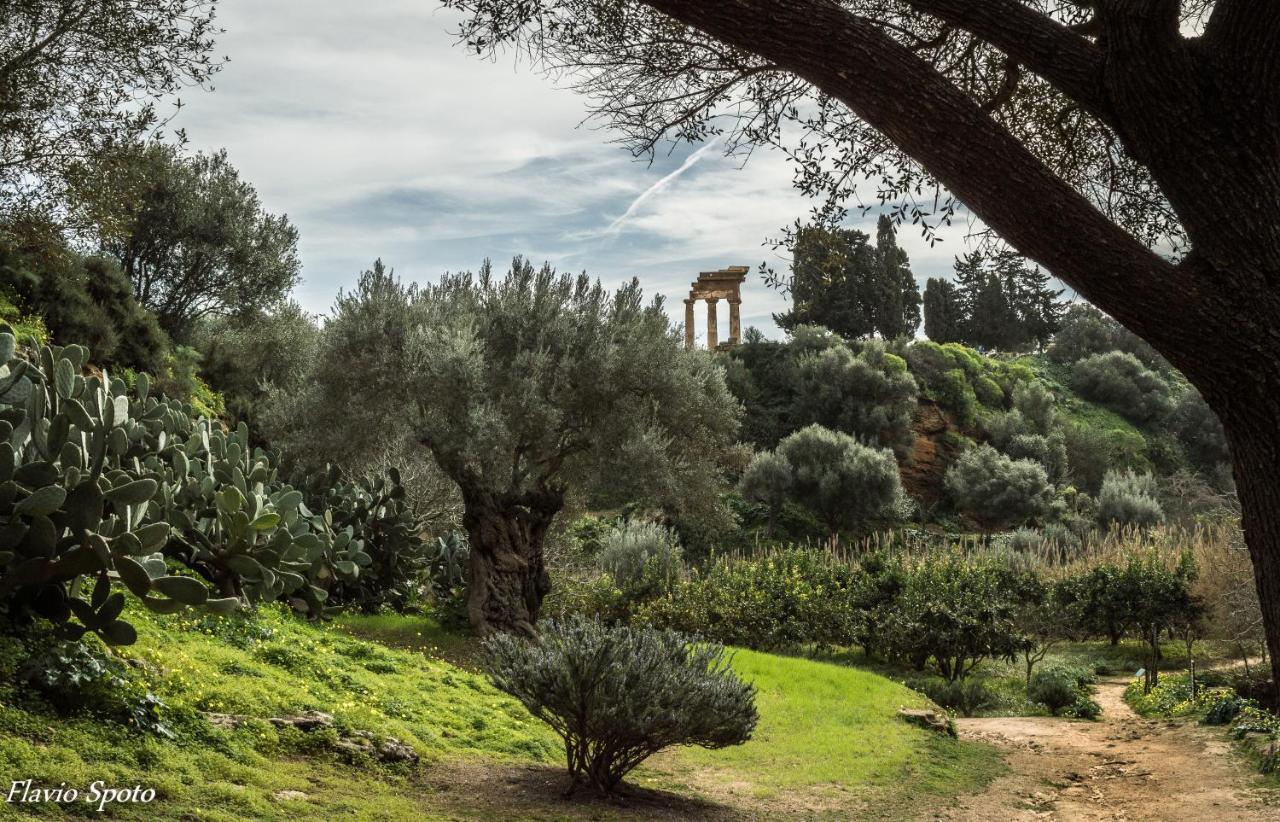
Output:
0,608,1005,820
646,648,1003,816
0,604,558,820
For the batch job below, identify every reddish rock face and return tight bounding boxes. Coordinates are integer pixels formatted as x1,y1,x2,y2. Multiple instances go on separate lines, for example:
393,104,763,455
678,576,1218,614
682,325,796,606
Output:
899,398,960,508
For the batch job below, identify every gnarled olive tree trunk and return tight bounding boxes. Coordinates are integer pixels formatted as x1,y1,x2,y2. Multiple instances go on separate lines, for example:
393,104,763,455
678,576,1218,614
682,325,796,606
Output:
461,487,560,637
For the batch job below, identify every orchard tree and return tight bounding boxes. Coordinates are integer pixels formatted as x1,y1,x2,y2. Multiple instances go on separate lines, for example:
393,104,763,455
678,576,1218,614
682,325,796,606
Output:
443,0,1280,686
67,141,299,337
0,0,220,207
290,258,740,636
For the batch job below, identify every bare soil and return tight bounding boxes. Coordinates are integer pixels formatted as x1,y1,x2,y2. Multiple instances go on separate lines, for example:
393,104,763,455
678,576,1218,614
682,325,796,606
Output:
411,679,1278,820
939,678,1277,821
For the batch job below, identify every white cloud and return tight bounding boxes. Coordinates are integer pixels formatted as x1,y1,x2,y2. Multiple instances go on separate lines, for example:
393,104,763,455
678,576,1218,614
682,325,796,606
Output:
176,0,984,336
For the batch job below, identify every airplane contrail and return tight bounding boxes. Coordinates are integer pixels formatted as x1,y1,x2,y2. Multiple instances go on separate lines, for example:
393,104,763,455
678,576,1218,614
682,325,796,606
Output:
605,137,723,234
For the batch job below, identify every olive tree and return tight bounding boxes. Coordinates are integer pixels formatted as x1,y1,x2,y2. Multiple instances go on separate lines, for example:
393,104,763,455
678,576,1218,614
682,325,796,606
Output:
442,0,1280,689
286,258,740,636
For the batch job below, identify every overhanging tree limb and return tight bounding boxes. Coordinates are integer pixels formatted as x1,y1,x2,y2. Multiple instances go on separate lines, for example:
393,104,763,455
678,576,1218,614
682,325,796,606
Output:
641,0,1206,360
902,0,1111,123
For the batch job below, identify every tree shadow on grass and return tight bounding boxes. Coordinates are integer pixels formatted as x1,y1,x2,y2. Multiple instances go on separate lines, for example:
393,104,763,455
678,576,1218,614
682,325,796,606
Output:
414,761,744,820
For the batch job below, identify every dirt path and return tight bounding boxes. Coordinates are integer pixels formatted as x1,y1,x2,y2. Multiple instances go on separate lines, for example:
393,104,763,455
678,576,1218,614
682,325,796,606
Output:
939,678,1275,821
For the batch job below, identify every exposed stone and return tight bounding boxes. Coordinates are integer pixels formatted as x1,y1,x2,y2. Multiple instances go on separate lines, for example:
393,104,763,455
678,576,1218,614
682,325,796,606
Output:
898,708,954,736
268,710,334,732
273,790,309,801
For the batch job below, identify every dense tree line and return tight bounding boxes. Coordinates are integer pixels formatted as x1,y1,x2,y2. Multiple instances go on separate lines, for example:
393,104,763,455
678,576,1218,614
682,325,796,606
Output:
923,249,1065,352
768,216,921,341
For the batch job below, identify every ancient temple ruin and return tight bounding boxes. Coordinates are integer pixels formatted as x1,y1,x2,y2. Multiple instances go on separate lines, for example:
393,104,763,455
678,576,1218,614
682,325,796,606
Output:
683,266,748,350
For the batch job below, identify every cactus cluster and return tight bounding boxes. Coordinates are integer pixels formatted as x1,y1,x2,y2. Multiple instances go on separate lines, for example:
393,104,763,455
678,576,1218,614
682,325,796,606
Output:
297,464,426,612
0,328,427,644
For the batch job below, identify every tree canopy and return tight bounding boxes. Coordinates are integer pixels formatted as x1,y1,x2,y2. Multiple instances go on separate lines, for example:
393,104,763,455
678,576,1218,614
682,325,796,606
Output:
0,0,221,208
275,257,741,634
67,141,300,337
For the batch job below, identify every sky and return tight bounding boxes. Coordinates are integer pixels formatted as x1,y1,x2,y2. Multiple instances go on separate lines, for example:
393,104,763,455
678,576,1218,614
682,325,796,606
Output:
173,0,983,342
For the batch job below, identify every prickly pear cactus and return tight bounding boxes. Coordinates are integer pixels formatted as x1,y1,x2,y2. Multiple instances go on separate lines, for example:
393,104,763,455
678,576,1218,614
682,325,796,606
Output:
0,327,239,645
299,464,425,612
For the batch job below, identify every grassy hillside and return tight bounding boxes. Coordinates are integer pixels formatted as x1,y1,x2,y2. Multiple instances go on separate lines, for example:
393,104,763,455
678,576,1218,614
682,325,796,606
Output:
0,607,1002,820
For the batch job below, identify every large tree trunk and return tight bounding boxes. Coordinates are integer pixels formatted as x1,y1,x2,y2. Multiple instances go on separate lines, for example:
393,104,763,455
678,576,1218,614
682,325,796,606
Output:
1219,409,1280,699
461,489,558,637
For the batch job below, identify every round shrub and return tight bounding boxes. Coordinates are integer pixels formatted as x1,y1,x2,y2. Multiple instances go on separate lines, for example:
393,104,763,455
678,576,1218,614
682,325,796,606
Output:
919,677,997,717
775,424,903,539
1069,351,1174,424
944,444,1053,528
1012,381,1056,435
1097,469,1164,528
791,340,918,450
481,617,758,793
596,520,682,590
1028,667,1080,716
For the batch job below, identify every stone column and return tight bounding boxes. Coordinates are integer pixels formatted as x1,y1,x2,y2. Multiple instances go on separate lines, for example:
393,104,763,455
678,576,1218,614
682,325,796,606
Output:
728,297,742,345
706,298,719,349
683,298,696,349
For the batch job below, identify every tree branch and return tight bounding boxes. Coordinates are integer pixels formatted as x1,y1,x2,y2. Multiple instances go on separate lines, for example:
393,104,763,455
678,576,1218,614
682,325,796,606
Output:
903,0,1111,124
638,0,1209,365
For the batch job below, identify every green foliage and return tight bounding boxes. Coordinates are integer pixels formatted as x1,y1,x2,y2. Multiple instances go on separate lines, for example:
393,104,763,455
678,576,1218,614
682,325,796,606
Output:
774,424,903,538
944,443,1052,529
1028,666,1083,716
636,549,863,651
1070,351,1174,425
152,344,225,419
481,616,758,793
739,450,793,535
1048,304,1168,371
68,142,301,338
1168,390,1231,474
1097,469,1164,527
917,676,996,717
879,554,1024,681
769,221,920,340
16,636,172,737
596,519,682,591
923,277,963,344
791,339,918,450
0,220,169,372
194,302,320,435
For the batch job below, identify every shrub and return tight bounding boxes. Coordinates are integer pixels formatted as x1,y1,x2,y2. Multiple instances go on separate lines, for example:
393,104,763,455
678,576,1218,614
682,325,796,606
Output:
1029,667,1082,716
738,451,793,535
481,617,757,793
791,340,918,451
1070,351,1174,425
1005,524,1082,562
1003,432,1068,483
774,424,903,540
919,677,996,717
973,375,1004,407
1097,469,1164,527
1012,381,1056,435
636,549,863,651
596,520,682,591
1168,390,1231,474
17,638,172,737
1048,303,1168,371
944,444,1053,529
1062,421,1148,495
